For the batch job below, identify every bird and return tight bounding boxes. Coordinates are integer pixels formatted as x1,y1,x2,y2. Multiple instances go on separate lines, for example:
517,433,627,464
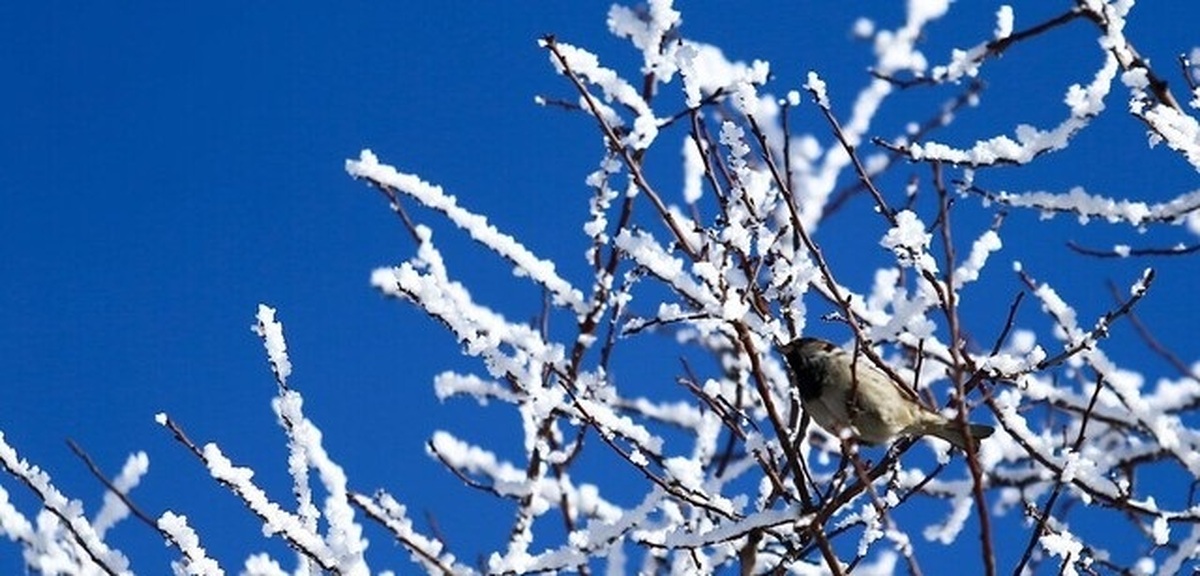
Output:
779,337,995,451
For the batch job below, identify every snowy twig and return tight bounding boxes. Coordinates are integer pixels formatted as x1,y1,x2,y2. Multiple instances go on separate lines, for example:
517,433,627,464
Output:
967,184,1200,227
156,414,340,573
553,370,737,520
804,74,896,225
1012,372,1106,575
830,79,982,217
871,7,1085,88
1021,268,1155,371
348,491,470,575
0,433,131,575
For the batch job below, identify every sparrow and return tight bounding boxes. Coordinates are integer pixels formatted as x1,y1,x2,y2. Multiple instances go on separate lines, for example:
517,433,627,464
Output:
779,337,994,451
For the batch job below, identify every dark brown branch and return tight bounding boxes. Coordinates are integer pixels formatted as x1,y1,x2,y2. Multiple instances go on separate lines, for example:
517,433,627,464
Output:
365,179,423,245
826,80,983,218
1066,240,1200,258
427,441,507,499
805,84,896,226
1111,280,1200,385
348,491,460,575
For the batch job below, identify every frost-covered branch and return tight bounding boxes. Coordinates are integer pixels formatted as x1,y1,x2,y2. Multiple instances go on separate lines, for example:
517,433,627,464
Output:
0,433,132,575
970,184,1200,227
156,414,340,573
348,490,470,575
347,150,588,317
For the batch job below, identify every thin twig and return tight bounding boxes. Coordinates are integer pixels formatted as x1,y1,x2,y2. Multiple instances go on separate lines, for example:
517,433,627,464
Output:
1019,269,1155,371
66,439,159,531
1012,373,1106,574
1066,240,1200,258
1110,280,1200,384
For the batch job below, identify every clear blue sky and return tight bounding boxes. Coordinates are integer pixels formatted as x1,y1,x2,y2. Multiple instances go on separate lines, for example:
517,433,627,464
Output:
2,3,1199,573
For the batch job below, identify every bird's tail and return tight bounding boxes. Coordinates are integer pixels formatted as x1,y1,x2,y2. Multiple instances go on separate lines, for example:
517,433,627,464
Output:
925,421,995,452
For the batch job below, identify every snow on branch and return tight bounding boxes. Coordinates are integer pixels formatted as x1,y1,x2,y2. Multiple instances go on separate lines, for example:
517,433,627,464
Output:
951,229,1002,289
89,450,149,540
156,311,379,574
899,51,1118,167
273,393,367,572
972,185,1200,226
199,438,337,569
252,304,292,388
1094,0,1200,171
347,149,588,317
539,38,659,150
882,1,1200,174
1021,267,1154,374
250,304,369,573
156,512,223,576
369,224,565,385
606,1,682,88
348,490,470,575
614,228,718,312
0,432,132,575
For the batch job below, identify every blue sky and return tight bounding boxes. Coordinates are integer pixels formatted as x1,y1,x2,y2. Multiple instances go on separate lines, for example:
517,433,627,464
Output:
3,3,1200,573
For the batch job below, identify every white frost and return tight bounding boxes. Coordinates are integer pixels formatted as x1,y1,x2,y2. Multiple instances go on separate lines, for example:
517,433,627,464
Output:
157,511,224,576
252,304,292,386
994,6,1014,39
1152,515,1170,546
1040,532,1084,575
682,135,705,203
804,71,829,108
